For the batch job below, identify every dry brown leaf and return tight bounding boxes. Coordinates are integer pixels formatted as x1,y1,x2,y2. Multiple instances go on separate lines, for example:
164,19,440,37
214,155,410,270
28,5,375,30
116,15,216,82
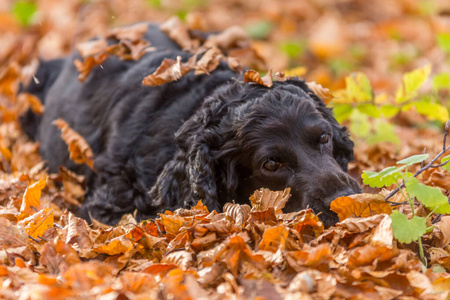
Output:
19,207,54,240
215,235,265,276
258,225,288,252
249,188,291,213
287,244,332,270
249,207,278,224
65,213,93,251
289,209,324,238
161,250,193,270
223,202,251,227
330,193,392,221
76,39,108,58
159,213,192,236
306,81,334,104
142,56,194,86
337,213,388,233
18,177,47,220
93,232,134,255
106,40,154,61
438,216,450,248
73,53,108,83
52,118,95,170
203,25,249,50
0,218,28,249
57,166,86,201
40,239,81,274
160,16,198,51
107,23,149,42
194,47,222,75
244,69,273,88
17,92,44,115
347,244,399,268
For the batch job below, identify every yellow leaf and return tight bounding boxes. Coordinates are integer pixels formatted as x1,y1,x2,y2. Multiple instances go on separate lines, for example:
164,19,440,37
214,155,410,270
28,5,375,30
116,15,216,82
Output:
330,193,392,221
19,177,47,220
21,208,54,240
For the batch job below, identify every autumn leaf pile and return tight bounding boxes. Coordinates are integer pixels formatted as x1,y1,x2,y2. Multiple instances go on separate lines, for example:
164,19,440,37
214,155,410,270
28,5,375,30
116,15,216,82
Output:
1,0,450,299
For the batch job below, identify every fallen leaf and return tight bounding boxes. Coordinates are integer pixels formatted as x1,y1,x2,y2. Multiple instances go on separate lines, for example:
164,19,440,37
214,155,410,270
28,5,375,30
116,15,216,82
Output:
142,56,194,86
244,69,273,88
40,239,81,274
249,188,290,213
330,193,392,221
194,47,222,75
17,92,44,114
0,218,28,249
160,16,198,51
223,202,251,227
306,81,334,104
161,250,193,270
258,225,288,252
203,25,249,50
19,177,47,220
19,208,54,240
107,23,149,42
74,53,108,82
76,39,108,58
52,118,95,170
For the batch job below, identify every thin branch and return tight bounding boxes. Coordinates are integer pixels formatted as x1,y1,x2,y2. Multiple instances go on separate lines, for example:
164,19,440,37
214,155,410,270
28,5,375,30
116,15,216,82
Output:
385,122,450,202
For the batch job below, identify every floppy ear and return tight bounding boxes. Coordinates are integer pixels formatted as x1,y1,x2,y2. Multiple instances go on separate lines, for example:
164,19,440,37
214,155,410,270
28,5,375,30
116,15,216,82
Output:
330,123,354,172
149,97,225,212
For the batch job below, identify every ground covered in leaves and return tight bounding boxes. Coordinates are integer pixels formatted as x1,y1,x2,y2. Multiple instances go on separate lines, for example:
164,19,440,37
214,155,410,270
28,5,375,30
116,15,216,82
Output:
1,0,450,299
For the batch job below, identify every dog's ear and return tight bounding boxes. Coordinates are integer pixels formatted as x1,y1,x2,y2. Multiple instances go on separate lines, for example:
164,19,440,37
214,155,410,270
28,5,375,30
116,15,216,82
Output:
149,97,225,212
330,123,354,172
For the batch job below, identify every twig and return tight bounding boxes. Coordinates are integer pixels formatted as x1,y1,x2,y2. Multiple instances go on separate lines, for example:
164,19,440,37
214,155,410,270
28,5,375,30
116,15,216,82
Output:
385,121,450,202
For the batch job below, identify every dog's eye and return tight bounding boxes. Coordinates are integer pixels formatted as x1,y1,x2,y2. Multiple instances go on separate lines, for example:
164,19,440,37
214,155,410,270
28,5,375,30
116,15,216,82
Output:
320,133,330,144
263,158,281,172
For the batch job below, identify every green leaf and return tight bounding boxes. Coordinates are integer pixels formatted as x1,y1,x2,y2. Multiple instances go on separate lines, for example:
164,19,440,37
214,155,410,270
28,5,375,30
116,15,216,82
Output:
437,33,450,55
12,0,37,27
397,154,429,166
332,104,353,123
367,120,401,146
432,72,450,92
357,103,380,118
280,40,306,59
361,166,404,188
395,65,431,103
412,100,449,123
245,21,273,40
405,177,450,214
442,155,450,172
345,72,373,102
390,210,427,243
349,110,370,138
380,104,400,118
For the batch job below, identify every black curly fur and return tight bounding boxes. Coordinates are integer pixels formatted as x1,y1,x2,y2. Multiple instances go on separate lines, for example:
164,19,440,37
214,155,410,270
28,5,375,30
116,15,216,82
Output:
20,24,360,227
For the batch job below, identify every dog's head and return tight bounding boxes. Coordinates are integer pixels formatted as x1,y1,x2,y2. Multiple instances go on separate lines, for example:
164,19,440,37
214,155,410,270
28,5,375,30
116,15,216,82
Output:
150,78,360,227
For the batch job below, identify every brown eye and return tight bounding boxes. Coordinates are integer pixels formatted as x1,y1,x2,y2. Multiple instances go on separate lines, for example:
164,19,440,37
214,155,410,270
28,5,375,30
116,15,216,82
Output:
263,158,281,172
320,133,330,144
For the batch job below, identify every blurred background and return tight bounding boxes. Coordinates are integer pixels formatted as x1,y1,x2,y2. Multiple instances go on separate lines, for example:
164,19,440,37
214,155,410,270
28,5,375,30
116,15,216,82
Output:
1,0,450,176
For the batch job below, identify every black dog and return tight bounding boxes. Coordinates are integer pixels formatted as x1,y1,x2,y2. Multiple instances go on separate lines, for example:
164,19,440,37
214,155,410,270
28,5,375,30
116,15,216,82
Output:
21,23,360,227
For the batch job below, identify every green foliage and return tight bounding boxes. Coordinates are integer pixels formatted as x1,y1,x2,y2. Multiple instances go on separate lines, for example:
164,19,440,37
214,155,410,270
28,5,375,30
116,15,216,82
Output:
442,155,450,172
390,211,427,244
12,0,37,27
331,65,448,146
395,65,431,103
362,166,405,188
437,32,450,55
432,72,450,92
404,177,450,214
397,154,429,165
245,21,273,40
280,40,306,59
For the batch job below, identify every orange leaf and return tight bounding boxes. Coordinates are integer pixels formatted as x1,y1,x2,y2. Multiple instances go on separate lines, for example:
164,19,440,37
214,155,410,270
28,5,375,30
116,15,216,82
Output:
191,200,209,214
306,81,334,104
0,218,28,249
93,234,133,255
74,53,108,82
142,56,194,86
330,193,392,221
249,188,291,213
194,47,222,75
19,177,47,219
107,23,149,42
18,92,45,115
258,225,288,252
53,118,95,170
20,208,54,240
291,243,332,267
244,69,273,88
76,39,108,58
